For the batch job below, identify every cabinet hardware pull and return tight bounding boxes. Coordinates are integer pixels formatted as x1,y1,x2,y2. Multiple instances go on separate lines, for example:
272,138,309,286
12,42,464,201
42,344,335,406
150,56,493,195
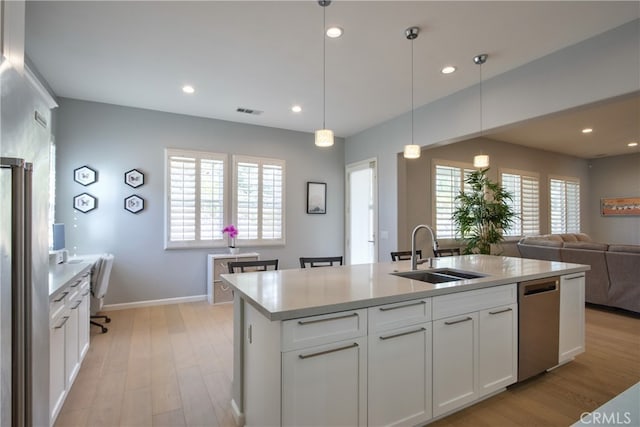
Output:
71,301,82,310
380,327,426,341
444,316,472,325
53,292,68,303
248,325,252,344
298,312,358,325
70,280,81,288
564,275,583,281
54,316,69,329
489,308,512,315
379,300,426,312
298,343,358,360
81,291,90,297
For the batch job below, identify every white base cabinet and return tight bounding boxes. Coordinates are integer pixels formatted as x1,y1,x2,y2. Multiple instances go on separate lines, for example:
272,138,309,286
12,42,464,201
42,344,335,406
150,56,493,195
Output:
49,270,91,426
432,285,518,418
559,273,586,363
369,322,432,426
282,337,367,427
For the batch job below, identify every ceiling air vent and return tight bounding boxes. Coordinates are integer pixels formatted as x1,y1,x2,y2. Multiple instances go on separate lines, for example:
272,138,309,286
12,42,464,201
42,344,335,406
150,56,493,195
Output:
236,107,263,116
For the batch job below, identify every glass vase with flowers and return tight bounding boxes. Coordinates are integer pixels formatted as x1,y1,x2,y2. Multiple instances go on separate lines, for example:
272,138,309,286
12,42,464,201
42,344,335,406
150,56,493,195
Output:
222,224,239,254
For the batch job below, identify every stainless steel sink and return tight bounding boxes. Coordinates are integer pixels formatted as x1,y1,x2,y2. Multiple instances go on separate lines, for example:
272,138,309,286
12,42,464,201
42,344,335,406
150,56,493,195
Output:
391,268,486,284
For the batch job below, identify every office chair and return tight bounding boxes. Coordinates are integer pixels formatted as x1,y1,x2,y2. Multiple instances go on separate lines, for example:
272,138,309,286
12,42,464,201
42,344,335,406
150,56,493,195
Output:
90,253,114,333
390,250,422,261
434,248,461,257
227,259,279,273
299,256,343,268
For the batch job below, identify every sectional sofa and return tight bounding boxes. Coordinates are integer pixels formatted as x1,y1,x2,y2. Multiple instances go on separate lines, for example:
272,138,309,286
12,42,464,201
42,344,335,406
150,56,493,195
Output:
517,233,639,313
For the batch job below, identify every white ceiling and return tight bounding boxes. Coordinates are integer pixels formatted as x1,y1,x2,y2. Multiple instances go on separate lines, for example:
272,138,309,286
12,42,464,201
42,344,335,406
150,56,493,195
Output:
25,1,640,158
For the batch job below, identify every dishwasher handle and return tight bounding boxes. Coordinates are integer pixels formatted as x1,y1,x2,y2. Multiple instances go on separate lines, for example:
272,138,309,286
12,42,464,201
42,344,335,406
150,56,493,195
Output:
522,280,558,296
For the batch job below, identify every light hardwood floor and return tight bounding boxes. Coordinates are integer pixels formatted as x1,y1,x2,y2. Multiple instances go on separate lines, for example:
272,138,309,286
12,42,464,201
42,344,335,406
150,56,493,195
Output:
55,303,639,427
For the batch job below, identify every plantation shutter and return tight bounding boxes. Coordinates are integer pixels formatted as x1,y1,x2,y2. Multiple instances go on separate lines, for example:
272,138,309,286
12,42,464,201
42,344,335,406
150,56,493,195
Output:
502,171,539,237
550,177,580,234
434,163,476,239
169,154,197,242
234,156,285,244
166,149,226,248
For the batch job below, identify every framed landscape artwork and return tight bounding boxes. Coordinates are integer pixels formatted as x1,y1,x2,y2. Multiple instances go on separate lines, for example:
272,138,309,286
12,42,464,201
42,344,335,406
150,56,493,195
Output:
601,197,640,216
307,182,326,214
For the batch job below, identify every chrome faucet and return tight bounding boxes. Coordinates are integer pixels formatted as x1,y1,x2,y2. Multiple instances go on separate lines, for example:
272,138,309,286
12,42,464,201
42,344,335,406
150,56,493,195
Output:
411,224,439,270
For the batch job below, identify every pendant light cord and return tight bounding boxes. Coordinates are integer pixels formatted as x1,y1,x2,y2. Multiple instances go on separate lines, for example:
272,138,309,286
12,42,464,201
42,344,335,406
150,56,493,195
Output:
411,37,414,145
322,5,326,129
479,61,483,137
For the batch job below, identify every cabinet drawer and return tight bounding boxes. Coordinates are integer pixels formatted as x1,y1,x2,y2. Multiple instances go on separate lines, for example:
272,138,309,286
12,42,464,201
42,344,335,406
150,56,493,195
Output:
433,284,516,320
50,290,69,321
369,298,431,332
213,256,258,282
282,309,367,352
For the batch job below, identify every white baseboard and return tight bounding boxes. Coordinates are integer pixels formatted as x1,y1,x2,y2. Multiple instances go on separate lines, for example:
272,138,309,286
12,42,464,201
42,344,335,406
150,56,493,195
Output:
102,295,207,311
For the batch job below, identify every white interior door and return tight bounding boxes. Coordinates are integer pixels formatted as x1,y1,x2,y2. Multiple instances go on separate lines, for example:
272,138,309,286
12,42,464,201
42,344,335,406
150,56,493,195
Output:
346,159,377,265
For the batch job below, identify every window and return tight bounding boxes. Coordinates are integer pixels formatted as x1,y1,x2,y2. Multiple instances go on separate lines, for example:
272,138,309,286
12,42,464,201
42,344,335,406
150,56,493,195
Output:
549,176,580,234
501,170,540,237
165,149,226,248
433,161,475,239
233,155,285,245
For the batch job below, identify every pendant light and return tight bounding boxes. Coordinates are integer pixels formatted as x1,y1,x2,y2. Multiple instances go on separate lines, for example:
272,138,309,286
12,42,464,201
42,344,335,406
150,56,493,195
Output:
315,0,334,147
473,53,489,168
403,26,421,159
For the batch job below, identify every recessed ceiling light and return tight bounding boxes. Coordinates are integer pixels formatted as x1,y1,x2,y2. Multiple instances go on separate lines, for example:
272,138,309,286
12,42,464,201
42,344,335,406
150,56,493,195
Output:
628,142,638,147
441,66,456,74
326,27,343,38
182,85,195,94
291,105,302,113
582,128,593,134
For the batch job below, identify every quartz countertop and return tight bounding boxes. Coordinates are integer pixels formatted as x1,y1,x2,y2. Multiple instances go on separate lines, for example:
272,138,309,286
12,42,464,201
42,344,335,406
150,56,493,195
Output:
221,255,589,321
49,261,93,299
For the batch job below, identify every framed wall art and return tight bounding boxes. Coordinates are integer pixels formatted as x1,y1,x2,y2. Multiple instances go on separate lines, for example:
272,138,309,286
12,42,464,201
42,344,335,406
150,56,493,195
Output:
73,193,97,213
307,182,326,214
125,169,145,188
125,195,145,214
601,197,640,216
73,166,97,186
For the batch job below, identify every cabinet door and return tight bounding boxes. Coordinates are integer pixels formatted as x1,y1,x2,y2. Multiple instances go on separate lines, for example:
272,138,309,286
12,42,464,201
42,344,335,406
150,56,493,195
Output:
78,288,90,360
50,315,68,424
282,337,367,427
478,303,518,396
559,274,585,363
433,312,478,417
369,323,432,427
65,300,80,388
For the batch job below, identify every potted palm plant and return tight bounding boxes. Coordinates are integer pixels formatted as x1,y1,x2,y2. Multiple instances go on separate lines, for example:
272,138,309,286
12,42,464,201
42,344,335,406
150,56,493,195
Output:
452,168,517,255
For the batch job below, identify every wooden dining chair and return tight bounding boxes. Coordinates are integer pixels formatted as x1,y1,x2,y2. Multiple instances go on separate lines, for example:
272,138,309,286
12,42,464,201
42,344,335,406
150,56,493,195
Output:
390,250,422,261
299,256,343,268
227,259,279,273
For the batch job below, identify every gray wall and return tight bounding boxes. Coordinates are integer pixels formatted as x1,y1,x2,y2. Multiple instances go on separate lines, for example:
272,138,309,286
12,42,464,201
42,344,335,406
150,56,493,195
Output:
398,138,591,256
346,20,640,260
587,153,640,244
55,98,345,305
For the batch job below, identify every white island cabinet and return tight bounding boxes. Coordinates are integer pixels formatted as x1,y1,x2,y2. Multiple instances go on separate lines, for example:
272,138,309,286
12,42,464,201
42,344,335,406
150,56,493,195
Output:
559,273,586,363
223,255,589,427
432,284,518,417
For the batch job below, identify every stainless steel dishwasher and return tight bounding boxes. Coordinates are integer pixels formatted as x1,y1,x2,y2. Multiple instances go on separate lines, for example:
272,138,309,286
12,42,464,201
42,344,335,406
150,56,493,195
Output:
518,276,560,381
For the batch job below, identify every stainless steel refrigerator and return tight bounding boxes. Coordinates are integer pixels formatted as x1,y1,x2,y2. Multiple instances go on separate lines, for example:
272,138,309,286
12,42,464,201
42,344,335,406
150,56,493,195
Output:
1,61,53,427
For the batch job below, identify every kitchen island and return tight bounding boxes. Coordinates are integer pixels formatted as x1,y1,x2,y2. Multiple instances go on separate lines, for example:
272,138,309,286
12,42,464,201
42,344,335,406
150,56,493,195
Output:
222,255,589,427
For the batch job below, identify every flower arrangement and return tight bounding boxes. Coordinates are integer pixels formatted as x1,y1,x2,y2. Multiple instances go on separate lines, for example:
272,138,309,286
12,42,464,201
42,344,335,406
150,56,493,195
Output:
222,224,238,248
